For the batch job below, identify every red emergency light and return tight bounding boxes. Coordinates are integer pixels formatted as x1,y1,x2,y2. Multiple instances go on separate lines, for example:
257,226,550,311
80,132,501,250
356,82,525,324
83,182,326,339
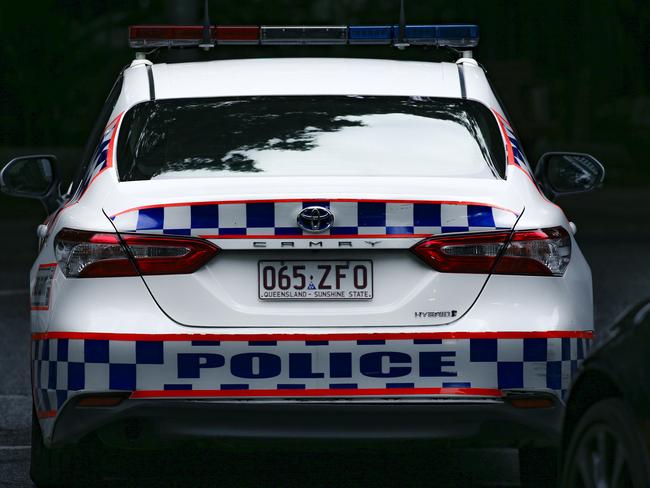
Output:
214,25,259,44
128,25,260,48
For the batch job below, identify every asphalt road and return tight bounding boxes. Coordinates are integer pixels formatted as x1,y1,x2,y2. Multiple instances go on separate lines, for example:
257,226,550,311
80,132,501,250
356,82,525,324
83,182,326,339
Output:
0,186,648,487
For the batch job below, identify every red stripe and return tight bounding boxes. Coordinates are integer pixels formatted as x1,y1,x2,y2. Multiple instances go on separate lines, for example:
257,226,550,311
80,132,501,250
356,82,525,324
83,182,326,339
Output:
507,140,568,216
76,111,125,201
491,108,567,215
38,263,57,269
85,167,109,189
36,410,57,419
111,199,518,219
493,109,516,167
493,110,513,129
199,233,430,240
130,387,503,399
30,307,49,311
44,201,78,235
105,112,124,169
105,112,123,130
31,330,594,342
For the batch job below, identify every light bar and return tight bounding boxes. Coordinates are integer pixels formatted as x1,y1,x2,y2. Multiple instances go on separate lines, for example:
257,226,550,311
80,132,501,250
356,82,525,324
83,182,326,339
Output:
128,25,260,48
260,26,348,45
129,25,204,48
128,24,479,49
349,24,479,47
214,25,259,45
348,26,393,45
431,24,480,48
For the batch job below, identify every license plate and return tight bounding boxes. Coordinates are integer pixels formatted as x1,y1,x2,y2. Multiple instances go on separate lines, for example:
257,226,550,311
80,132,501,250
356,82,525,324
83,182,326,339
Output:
258,260,373,300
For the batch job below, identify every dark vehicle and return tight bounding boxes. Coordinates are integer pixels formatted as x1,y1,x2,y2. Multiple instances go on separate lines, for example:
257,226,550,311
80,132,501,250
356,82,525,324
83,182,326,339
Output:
561,299,650,487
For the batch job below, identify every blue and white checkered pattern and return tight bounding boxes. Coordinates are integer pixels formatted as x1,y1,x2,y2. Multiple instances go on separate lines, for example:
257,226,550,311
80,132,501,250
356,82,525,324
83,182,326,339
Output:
502,122,533,174
32,335,590,414
468,336,591,399
111,201,517,238
80,118,118,189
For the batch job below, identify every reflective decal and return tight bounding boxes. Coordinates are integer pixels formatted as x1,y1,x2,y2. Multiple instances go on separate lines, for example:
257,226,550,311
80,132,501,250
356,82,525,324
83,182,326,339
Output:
31,332,592,415
111,199,518,239
31,264,56,311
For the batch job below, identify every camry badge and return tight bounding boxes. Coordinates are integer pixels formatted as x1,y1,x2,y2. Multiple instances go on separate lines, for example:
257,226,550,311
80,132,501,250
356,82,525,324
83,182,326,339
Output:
297,206,334,233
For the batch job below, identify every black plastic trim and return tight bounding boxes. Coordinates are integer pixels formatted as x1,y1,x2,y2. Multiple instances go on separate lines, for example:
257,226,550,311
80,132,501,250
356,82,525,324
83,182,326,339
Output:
146,64,155,100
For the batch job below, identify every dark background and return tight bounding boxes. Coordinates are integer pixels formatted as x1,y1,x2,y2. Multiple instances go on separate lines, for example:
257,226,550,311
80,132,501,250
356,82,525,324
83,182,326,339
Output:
2,0,649,183
0,1,648,486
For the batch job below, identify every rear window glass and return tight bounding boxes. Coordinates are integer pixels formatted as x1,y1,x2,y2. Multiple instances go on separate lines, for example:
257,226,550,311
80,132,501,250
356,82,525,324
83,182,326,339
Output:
116,96,506,181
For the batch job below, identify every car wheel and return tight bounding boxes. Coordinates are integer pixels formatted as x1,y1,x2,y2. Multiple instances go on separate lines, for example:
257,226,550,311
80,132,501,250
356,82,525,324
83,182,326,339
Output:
30,406,60,487
561,398,650,488
519,446,558,488
30,408,96,487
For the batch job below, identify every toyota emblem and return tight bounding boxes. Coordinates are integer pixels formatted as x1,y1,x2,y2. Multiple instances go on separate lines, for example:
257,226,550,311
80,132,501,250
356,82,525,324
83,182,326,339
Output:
297,206,334,233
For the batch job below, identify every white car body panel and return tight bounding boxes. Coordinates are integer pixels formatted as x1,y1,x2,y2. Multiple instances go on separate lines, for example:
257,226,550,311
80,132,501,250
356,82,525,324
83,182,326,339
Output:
152,58,463,99
26,57,594,445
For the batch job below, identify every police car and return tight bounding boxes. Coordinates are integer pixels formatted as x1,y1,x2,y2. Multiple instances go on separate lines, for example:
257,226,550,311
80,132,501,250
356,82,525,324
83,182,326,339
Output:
0,15,605,487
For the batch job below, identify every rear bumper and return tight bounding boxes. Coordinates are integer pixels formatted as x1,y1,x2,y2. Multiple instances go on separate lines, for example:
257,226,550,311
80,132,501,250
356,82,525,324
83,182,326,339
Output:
52,393,563,448
32,330,592,446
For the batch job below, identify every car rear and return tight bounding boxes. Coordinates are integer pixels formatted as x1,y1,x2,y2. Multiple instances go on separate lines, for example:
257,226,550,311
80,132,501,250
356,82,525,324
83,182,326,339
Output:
31,59,593,455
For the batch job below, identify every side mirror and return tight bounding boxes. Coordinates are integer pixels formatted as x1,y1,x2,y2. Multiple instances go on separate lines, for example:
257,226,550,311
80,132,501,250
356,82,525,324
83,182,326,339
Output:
0,155,62,214
535,152,605,200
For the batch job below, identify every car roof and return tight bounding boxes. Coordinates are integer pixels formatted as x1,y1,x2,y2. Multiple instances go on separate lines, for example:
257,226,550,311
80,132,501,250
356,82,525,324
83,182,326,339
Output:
117,56,502,121
147,57,464,99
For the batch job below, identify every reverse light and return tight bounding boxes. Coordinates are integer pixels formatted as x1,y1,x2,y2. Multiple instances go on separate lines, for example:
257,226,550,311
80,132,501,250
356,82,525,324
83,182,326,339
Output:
412,227,571,276
54,229,219,278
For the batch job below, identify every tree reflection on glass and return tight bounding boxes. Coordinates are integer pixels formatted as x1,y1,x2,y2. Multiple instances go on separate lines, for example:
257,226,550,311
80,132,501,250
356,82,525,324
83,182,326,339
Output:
117,96,505,181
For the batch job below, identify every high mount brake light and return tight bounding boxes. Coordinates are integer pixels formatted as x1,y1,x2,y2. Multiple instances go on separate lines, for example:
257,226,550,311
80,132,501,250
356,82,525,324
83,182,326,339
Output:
412,227,571,277
128,24,479,49
54,229,219,278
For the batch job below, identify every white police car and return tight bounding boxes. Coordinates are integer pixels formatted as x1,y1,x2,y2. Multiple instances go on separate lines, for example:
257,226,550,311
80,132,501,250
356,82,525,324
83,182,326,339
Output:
0,18,605,487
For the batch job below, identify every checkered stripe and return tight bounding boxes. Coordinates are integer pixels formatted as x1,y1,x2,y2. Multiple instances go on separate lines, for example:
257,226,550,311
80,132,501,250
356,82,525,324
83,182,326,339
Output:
111,201,517,237
493,110,533,174
84,118,119,184
468,336,591,399
503,124,532,172
32,336,590,414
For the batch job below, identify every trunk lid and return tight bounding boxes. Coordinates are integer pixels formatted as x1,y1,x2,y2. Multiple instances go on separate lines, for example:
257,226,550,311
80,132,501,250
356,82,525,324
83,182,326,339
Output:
106,176,523,327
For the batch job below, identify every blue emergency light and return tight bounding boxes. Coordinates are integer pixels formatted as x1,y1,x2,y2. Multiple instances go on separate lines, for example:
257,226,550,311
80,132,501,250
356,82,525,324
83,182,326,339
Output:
348,24,479,47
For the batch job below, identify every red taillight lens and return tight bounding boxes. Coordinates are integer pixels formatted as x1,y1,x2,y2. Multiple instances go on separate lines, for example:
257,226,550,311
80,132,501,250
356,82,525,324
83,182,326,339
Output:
412,226,571,276
54,229,219,278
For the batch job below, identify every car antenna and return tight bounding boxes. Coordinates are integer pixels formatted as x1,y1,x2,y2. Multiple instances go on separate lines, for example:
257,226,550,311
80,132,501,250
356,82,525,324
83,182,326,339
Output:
198,0,215,51
394,0,410,50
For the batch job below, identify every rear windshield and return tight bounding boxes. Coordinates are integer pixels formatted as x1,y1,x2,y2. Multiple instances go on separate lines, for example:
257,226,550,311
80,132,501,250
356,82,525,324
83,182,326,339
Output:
116,96,506,181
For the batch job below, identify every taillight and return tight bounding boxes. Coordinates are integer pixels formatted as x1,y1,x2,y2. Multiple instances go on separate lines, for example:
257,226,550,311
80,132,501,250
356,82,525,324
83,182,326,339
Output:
54,229,219,278
412,226,571,276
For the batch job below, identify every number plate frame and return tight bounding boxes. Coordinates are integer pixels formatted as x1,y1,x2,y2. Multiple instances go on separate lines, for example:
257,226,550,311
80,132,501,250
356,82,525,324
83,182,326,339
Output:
258,260,374,301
